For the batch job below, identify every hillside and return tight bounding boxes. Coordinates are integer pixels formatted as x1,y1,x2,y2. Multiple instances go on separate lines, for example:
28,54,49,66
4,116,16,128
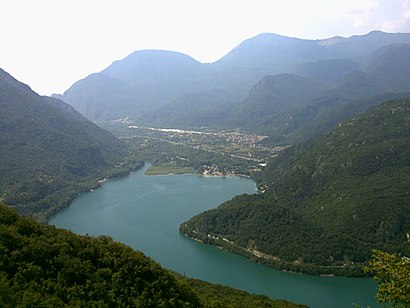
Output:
240,43,410,143
0,69,140,221
135,42,410,134
0,203,304,307
294,58,358,85
0,203,199,307
227,74,328,133
180,98,410,276
139,88,236,128
215,30,410,71
61,50,214,121
59,31,410,124
139,41,410,138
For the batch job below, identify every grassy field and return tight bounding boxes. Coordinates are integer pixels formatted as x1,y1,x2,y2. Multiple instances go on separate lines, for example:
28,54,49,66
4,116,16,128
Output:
144,165,195,175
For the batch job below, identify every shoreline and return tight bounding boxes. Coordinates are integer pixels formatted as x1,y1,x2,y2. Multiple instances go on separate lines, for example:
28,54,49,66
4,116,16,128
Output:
143,163,253,179
44,161,145,224
179,230,366,278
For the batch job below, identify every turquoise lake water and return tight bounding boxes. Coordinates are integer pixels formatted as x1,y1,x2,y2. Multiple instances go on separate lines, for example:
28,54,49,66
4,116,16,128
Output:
50,163,378,308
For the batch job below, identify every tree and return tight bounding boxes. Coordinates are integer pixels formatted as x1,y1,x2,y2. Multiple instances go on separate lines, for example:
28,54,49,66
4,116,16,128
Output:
365,250,410,307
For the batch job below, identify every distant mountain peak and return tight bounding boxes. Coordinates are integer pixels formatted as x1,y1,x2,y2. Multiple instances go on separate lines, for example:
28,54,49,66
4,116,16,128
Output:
107,49,201,68
61,30,410,123
366,30,388,36
230,32,304,51
101,49,203,83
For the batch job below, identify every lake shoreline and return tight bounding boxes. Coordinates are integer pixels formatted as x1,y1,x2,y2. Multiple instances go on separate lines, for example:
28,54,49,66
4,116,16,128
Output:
49,163,378,308
179,228,366,278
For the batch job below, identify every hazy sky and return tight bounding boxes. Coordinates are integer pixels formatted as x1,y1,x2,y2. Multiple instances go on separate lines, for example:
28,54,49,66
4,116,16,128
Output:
1,0,410,95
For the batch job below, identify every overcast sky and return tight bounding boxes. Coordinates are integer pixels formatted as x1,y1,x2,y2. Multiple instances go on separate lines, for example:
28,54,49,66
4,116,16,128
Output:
1,0,410,95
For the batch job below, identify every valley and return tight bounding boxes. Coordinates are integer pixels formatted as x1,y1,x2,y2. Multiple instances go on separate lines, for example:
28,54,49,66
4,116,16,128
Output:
104,121,285,177
1,28,410,307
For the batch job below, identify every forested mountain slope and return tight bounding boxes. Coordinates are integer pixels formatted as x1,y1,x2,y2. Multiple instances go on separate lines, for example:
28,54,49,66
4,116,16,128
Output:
0,203,304,307
0,69,139,220
180,98,410,276
133,42,410,137
263,92,410,145
0,203,199,307
294,58,358,85
59,31,410,124
61,50,214,121
227,74,328,132
242,43,410,143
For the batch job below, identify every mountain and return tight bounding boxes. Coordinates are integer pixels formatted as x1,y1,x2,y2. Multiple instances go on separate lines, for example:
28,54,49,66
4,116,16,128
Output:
59,31,410,124
0,203,304,307
232,43,410,143
263,92,410,145
334,43,410,99
0,69,140,220
139,88,236,128
366,43,410,92
215,31,410,71
180,98,410,276
59,73,138,121
62,50,215,121
294,58,358,85
213,33,325,73
227,74,328,132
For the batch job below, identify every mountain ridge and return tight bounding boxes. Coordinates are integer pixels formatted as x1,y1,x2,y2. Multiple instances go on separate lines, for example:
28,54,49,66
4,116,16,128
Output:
0,69,140,221
59,31,410,124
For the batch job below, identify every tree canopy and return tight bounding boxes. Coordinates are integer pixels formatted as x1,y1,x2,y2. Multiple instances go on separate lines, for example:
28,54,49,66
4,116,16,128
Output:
181,98,410,276
365,250,410,307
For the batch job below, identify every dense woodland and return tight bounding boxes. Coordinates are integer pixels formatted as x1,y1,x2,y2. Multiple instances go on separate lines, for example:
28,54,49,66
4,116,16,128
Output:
0,69,143,222
0,203,199,307
365,250,410,307
0,203,304,307
181,99,410,276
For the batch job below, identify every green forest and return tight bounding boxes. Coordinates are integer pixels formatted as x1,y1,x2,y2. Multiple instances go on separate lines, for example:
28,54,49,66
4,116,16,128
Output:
181,98,410,276
0,203,304,307
0,69,143,222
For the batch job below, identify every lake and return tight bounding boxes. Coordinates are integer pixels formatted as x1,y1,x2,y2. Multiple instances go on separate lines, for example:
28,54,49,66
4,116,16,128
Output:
49,163,378,307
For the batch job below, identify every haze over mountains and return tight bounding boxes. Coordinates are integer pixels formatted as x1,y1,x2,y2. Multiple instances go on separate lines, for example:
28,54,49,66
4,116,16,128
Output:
3,26,410,305
59,31,410,140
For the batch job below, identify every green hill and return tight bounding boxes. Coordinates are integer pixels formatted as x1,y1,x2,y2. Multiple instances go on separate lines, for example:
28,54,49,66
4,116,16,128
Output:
0,203,305,307
180,98,410,276
0,202,199,307
0,69,141,221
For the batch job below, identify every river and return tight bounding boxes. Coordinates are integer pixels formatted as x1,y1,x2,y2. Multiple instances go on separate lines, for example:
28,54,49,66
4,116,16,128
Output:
49,163,378,307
